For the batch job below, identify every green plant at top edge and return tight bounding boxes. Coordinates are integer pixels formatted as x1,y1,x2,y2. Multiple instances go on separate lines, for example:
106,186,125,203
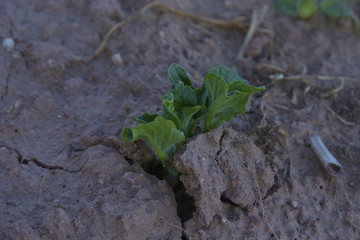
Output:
274,0,360,33
122,63,265,176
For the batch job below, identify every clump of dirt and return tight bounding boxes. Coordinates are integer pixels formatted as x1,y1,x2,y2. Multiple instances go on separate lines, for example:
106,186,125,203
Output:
174,127,274,229
0,146,182,239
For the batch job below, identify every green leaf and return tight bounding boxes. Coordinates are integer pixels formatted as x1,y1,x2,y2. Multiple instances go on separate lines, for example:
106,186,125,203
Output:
228,81,265,95
168,63,192,89
320,0,352,18
162,83,201,137
298,0,318,19
274,0,299,17
122,116,185,166
133,112,159,123
209,65,265,94
209,65,249,84
203,73,250,132
181,106,201,137
167,165,181,177
194,85,208,117
163,98,182,129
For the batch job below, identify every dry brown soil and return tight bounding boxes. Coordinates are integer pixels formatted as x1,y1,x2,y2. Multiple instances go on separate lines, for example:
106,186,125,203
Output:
1,0,360,239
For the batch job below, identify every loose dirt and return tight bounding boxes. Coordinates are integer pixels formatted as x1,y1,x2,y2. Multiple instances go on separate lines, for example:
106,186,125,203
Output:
1,0,359,239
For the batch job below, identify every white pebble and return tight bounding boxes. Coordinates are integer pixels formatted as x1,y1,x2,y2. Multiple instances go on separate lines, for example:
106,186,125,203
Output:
111,53,123,65
221,217,228,223
2,37,15,51
291,200,299,208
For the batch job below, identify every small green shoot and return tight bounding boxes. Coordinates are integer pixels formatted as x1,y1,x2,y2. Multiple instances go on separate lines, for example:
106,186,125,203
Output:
122,63,265,175
274,0,360,32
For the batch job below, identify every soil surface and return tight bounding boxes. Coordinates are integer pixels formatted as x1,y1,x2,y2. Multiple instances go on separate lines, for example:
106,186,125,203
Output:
1,0,360,239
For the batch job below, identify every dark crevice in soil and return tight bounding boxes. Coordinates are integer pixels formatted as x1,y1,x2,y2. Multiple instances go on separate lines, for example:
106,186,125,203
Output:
281,158,292,185
214,129,226,175
26,158,81,173
263,175,281,200
173,181,196,222
123,154,196,225
1,145,83,173
181,231,188,240
220,194,243,208
123,155,135,165
1,73,9,101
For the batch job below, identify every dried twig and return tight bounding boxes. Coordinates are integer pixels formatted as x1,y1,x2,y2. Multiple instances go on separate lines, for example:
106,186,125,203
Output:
326,106,355,126
267,223,280,240
237,5,269,59
85,21,125,62
81,2,253,62
282,75,359,83
321,79,344,98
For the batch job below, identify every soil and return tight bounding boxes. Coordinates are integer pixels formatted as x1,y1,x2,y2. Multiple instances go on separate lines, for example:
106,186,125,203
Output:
1,0,360,239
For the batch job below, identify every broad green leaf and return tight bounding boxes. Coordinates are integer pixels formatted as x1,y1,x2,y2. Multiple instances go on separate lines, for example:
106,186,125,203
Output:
168,63,192,89
320,0,352,18
163,98,181,129
209,65,249,84
122,116,185,166
209,65,265,94
228,81,265,95
298,0,318,19
133,112,159,123
203,73,250,132
194,85,208,117
205,92,249,132
181,106,201,137
162,83,201,137
274,0,299,17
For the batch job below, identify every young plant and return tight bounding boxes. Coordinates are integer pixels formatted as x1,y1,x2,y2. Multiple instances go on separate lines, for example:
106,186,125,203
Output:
122,63,265,175
274,0,360,32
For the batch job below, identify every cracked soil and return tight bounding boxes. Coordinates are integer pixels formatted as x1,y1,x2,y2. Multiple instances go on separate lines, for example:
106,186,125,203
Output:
1,0,360,239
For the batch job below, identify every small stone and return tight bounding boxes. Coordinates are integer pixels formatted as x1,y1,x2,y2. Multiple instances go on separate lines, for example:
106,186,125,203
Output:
2,37,15,51
159,31,165,39
111,53,123,65
98,178,105,185
221,217,228,223
291,200,299,208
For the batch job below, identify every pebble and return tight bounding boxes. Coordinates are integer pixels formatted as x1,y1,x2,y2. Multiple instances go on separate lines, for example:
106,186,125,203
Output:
111,53,123,65
2,37,15,51
159,31,165,39
291,200,299,208
221,216,228,223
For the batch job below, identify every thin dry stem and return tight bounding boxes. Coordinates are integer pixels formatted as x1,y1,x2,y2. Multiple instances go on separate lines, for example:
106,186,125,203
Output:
326,106,355,126
267,223,280,240
81,2,251,62
282,75,359,83
321,79,344,98
237,5,269,59
85,22,125,62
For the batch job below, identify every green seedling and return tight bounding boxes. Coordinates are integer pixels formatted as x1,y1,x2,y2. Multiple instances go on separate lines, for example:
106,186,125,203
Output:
122,63,265,175
274,0,360,31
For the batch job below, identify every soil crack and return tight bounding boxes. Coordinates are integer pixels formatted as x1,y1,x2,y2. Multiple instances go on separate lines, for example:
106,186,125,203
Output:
1,145,84,173
262,175,281,200
1,73,9,101
213,129,226,176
